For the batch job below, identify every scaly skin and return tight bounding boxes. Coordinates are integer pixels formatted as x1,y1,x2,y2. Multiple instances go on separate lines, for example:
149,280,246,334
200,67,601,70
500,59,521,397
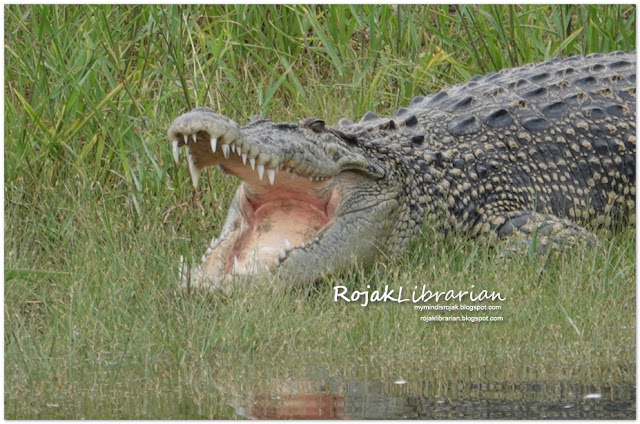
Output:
168,51,636,292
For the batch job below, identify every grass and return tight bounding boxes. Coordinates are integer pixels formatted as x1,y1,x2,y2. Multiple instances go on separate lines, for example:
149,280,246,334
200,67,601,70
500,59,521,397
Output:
4,4,636,419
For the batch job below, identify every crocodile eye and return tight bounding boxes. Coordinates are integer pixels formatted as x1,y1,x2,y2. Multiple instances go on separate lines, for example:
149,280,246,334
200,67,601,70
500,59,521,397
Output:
302,117,325,133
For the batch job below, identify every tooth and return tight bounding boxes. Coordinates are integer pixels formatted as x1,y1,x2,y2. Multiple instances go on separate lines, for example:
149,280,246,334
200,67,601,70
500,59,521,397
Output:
242,153,248,165
206,247,213,255
210,237,218,247
267,168,276,185
184,134,189,144
232,256,240,275
172,139,180,164
284,239,292,250
249,158,256,170
257,164,265,180
231,144,236,153
236,146,242,157
279,248,287,260
222,144,230,159
210,137,217,153
274,258,280,266
309,176,314,182
187,153,200,188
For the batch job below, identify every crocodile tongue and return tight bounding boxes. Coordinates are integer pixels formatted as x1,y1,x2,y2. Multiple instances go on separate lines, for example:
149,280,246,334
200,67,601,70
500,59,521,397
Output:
223,184,329,273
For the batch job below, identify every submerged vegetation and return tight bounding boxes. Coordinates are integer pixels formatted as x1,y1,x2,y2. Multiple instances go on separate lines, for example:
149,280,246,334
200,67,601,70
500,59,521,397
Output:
5,5,636,419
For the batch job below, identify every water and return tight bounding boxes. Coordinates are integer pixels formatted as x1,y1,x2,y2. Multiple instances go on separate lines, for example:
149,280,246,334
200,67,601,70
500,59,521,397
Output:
231,378,635,419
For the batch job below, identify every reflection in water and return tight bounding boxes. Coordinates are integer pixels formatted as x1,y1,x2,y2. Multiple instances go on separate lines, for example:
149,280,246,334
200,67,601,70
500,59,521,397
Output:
233,378,635,419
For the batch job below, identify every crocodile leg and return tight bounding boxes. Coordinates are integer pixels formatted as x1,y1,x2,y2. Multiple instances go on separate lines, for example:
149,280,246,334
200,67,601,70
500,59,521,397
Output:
490,211,599,255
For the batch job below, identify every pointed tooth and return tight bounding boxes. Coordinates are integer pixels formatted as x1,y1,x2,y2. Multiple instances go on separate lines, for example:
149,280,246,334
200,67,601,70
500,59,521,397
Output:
284,239,292,250
222,144,230,159
184,134,189,144
231,144,236,153
210,237,218,247
267,168,276,185
242,152,248,165
236,146,242,157
210,137,217,153
232,256,240,275
187,153,200,188
257,164,265,180
309,176,313,182
249,157,256,170
172,139,180,164
279,248,287,260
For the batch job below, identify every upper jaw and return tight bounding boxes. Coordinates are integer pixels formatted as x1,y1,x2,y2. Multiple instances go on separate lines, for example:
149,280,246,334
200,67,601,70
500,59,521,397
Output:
168,108,348,189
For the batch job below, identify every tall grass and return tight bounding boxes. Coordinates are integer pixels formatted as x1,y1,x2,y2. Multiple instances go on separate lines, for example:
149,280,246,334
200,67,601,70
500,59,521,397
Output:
5,5,636,419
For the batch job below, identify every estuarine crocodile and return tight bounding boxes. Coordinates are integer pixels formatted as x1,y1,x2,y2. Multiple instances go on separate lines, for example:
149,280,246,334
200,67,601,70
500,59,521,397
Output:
168,51,636,292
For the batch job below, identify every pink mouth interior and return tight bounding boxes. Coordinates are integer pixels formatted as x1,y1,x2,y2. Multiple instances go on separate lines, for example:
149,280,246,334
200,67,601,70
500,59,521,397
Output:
216,156,341,274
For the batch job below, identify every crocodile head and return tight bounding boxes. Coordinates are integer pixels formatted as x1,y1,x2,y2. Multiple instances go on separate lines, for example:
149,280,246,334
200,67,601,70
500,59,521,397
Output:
168,107,400,292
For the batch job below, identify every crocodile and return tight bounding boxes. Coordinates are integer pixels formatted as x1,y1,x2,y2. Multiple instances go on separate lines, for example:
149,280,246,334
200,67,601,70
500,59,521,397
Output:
168,51,636,292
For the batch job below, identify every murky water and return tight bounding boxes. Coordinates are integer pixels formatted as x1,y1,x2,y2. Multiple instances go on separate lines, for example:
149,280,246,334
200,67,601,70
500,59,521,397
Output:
231,378,635,419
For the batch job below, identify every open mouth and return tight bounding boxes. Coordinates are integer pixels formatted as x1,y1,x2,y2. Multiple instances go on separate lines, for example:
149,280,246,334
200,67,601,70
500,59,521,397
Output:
168,119,344,284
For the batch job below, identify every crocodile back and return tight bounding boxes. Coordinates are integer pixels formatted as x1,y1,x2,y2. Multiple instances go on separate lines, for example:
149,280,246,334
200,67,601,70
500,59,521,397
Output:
397,51,636,228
